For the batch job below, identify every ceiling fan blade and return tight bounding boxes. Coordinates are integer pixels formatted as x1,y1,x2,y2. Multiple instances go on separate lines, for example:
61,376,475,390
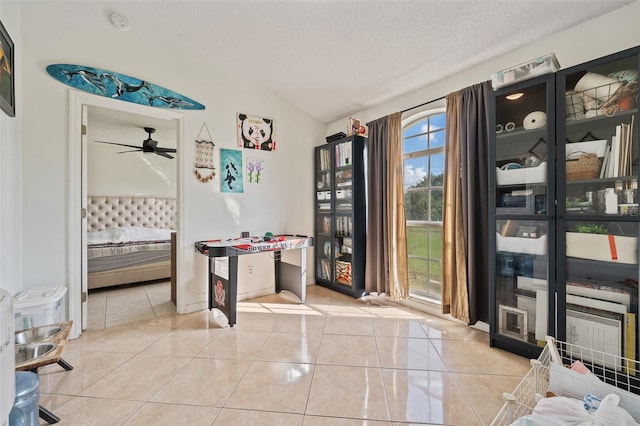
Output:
156,151,174,159
156,147,177,153
94,140,141,150
117,149,143,154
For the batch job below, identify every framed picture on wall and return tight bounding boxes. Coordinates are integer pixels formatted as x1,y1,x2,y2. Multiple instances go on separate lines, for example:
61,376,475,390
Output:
0,19,14,117
236,113,276,151
220,148,244,193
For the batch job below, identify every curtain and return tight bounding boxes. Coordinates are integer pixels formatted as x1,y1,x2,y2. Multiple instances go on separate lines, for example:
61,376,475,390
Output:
365,112,409,299
442,81,491,324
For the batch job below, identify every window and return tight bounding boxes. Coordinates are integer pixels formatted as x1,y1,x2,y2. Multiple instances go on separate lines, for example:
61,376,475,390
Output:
402,110,445,301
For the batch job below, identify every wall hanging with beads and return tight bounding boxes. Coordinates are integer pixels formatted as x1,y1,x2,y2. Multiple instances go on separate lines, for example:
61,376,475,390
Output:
194,122,216,183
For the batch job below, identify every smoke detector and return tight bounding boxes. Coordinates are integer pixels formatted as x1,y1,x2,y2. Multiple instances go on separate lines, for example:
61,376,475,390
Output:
109,12,130,31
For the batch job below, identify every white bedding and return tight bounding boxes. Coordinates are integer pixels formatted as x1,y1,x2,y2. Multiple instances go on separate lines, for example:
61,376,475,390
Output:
87,226,173,245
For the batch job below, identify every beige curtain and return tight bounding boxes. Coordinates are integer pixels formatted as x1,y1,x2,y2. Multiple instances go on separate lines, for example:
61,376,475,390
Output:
442,92,470,322
387,113,409,300
365,112,409,299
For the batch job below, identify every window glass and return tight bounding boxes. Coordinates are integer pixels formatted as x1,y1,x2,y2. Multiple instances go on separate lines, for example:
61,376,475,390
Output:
402,111,445,301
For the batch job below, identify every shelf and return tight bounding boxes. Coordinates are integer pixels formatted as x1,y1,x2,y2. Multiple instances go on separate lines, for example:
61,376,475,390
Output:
565,109,638,138
496,127,546,144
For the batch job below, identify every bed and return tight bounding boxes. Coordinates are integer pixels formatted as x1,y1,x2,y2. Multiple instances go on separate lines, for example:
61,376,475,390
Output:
86,196,176,290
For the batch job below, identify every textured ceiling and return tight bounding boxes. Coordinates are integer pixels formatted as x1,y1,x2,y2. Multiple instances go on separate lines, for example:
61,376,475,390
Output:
75,1,634,123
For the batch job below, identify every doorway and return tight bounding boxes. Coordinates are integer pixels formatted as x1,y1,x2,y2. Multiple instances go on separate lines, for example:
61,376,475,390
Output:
67,92,184,339
85,106,178,329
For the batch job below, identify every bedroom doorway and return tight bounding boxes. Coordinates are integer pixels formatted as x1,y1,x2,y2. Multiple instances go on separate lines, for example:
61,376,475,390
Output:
84,106,178,330
67,91,184,339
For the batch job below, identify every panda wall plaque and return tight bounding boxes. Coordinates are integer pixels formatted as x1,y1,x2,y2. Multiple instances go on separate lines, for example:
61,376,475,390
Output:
237,113,276,151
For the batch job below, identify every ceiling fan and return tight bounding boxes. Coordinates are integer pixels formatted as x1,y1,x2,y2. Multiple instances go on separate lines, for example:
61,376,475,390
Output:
94,127,177,159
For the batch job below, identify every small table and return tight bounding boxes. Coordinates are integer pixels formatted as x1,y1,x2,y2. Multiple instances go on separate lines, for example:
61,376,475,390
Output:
195,235,313,326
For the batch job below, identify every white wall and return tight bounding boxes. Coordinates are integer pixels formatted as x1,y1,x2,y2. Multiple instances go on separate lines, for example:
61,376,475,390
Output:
327,2,640,135
18,2,325,314
0,1,22,297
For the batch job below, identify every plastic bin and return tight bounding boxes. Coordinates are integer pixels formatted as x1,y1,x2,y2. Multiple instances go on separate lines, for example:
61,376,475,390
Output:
8,405,26,426
13,372,39,426
14,286,67,331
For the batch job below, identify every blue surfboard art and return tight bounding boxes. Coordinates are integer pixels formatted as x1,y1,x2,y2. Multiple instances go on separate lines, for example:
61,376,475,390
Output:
46,64,205,110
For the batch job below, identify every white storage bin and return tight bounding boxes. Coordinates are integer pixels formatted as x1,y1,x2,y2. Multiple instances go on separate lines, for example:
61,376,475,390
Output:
496,233,548,256
566,232,637,264
491,53,560,89
14,286,67,331
496,162,547,186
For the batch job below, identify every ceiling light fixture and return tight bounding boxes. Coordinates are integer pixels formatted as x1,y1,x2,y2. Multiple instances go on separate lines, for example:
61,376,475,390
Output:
506,92,524,101
109,12,130,31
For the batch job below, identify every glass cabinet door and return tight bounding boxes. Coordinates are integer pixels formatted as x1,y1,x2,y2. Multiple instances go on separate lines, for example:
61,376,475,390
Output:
315,146,333,282
334,140,354,287
490,76,555,356
557,47,639,364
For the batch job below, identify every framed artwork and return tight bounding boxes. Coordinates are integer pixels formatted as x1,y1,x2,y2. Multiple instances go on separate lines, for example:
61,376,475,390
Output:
246,158,264,184
237,113,276,151
0,20,15,117
220,148,243,193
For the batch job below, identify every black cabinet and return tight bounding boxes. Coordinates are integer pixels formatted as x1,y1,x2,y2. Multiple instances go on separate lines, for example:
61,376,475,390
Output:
556,46,639,364
489,46,640,363
489,74,556,359
314,135,367,297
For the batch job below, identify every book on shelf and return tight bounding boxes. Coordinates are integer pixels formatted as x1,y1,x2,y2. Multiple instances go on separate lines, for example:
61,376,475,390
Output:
599,144,610,178
320,259,331,280
567,293,626,315
566,295,637,372
566,280,633,309
624,312,636,374
567,304,623,369
606,121,635,178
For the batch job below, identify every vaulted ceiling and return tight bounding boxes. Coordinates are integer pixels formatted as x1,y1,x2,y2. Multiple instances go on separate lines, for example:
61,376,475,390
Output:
68,1,635,123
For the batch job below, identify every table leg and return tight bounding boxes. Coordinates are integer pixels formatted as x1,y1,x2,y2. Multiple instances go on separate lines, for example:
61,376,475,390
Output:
228,256,238,326
274,250,282,293
209,256,238,326
39,405,60,424
277,248,307,303
57,358,73,371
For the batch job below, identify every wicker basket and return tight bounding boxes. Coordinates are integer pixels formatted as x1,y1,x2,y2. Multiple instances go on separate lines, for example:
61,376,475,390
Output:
566,153,600,181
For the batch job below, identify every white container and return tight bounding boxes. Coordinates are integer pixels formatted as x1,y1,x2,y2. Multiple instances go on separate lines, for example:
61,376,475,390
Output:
496,162,547,186
491,53,560,90
566,232,637,264
605,188,618,215
14,286,67,331
496,233,548,256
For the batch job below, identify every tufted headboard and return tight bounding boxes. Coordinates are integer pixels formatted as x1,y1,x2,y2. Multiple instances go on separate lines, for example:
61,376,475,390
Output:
87,196,177,232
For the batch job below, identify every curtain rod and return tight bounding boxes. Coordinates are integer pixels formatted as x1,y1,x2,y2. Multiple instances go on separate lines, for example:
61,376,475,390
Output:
401,95,446,114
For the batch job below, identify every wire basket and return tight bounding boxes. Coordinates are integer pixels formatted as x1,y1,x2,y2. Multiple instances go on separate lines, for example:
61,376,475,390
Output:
566,81,638,121
491,337,640,425
566,153,601,181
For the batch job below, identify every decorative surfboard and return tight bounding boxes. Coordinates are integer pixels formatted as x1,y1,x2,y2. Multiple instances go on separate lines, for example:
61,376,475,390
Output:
46,64,205,110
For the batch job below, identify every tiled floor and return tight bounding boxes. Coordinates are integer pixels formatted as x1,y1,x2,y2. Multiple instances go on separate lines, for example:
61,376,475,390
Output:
37,283,530,425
